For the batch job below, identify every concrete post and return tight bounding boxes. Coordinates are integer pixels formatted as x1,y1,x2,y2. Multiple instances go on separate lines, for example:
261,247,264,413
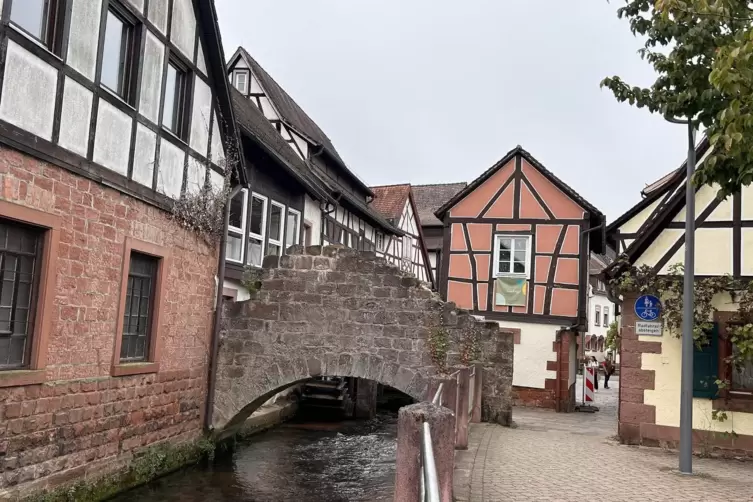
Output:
394,402,455,502
472,362,483,423
455,367,470,449
354,378,378,419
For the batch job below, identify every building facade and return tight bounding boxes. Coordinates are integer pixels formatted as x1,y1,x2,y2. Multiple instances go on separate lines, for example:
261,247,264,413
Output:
606,139,753,454
584,255,617,363
369,184,433,286
223,47,421,300
0,0,241,496
434,146,604,410
413,182,467,285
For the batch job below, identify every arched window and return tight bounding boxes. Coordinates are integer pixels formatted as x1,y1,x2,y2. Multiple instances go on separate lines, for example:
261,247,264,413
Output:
598,336,605,352
585,335,592,351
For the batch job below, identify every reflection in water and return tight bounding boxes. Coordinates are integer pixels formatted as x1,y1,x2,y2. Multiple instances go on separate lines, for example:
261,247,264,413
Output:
111,414,397,502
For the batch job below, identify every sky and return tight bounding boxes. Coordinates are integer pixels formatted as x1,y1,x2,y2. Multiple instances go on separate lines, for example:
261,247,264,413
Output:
214,0,689,223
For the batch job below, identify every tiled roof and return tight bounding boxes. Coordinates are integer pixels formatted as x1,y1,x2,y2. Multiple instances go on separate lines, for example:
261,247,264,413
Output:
412,182,467,227
370,184,411,221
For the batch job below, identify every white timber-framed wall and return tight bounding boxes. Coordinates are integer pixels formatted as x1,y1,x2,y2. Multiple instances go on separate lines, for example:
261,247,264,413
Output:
375,194,432,284
225,47,398,256
0,0,235,207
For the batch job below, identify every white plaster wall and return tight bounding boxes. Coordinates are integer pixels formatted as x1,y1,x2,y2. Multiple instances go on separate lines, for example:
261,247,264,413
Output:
743,184,753,220
428,252,437,270
189,76,212,155
170,0,197,59
209,169,224,192
0,41,57,141
673,184,717,222
139,31,165,124
642,293,753,435
66,0,102,81
493,320,558,389
148,0,169,35
158,140,185,199
291,131,309,159
223,279,252,302
186,157,205,195
619,198,661,234
125,0,144,13
58,78,92,157
634,229,683,270
93,100,132,176
210,112,225,164
304,195,322,246
742,228,753,276
132,125,156,188
196,44,207,76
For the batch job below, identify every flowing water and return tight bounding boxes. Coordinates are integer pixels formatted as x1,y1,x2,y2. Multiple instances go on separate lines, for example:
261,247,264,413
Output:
110,413,398,502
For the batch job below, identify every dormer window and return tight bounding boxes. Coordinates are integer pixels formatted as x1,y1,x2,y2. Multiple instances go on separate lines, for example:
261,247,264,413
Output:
234,71,248,94
101,5,140,105
10,0,65,55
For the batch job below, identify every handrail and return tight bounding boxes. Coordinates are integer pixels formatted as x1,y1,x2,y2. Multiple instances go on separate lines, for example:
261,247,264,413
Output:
420,421,440,502
432,382,444,405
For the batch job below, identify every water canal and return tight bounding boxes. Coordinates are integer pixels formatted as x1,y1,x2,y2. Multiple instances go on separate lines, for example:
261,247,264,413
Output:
111,412,399,502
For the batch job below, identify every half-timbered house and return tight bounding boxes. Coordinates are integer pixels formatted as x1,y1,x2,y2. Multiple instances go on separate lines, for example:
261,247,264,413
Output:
369,184,433,286
225,47,400,259
413,182,467,285
0,0,243,496
435,146,605,410
605,139,753,454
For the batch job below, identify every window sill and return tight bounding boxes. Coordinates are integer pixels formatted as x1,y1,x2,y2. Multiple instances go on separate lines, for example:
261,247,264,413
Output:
713,395,753,414
8,23,63,62
111,362,159,377
160,126,189,147
0,369,47,388
100,84,137,112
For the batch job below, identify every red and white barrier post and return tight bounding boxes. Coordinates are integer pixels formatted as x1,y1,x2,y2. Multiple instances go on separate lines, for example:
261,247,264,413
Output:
582,364,595,405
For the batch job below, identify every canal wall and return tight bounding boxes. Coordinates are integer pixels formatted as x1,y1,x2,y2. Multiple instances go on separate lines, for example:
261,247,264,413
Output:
237,400,298,438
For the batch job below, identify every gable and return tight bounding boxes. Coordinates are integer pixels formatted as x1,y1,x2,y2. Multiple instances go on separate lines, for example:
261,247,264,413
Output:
447,154,587,222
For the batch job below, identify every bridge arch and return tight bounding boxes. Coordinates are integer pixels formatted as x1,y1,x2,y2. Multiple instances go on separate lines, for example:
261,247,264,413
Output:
212,246,514,435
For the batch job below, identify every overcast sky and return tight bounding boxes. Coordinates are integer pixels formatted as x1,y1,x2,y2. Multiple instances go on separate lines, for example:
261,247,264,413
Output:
215,0,688,222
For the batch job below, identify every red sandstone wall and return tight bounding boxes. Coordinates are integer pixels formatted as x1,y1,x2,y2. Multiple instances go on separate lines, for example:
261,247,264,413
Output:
0,146,216,495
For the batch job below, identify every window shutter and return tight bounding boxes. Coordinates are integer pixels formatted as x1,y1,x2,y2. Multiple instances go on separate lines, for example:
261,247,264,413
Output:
692,323,719,399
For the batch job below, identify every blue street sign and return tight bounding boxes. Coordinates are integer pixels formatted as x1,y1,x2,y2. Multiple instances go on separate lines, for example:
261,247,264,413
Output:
635,295,662,321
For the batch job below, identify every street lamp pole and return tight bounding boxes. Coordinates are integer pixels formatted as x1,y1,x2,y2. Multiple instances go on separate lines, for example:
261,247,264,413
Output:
666,116,697,474
679,120,696,474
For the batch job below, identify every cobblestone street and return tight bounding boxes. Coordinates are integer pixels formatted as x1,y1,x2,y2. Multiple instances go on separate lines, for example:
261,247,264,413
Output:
455,377,753,501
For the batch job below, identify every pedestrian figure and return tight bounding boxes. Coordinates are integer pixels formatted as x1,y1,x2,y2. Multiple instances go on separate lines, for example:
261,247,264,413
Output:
589,356,599,390
603,356,615,389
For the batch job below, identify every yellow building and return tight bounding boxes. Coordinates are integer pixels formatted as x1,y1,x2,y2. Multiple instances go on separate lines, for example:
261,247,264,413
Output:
606,137,753,454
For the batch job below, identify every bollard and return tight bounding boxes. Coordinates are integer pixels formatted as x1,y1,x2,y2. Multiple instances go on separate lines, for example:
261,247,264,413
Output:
440,376,457,426
471,363,483,423
394,402,455,502
455,367,470,449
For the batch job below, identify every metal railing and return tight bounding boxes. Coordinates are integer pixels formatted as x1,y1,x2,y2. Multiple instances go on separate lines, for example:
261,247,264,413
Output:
420,383,444,502
468,365,476,416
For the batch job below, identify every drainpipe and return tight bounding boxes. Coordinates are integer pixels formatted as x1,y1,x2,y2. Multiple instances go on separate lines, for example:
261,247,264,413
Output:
205,183,244,432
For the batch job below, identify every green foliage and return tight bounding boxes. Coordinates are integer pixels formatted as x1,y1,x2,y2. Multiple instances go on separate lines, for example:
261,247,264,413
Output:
428,328,450,374
602,0,753,198
240,266,263,295
460,330,480,365
24,437,216,502
605,320,620,353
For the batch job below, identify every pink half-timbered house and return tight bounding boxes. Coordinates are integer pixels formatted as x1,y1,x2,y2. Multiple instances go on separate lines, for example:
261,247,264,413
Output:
435,146,605,410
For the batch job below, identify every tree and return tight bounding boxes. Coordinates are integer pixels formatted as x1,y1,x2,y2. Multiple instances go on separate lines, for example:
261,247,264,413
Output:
601,0,753,198
606,320,620,353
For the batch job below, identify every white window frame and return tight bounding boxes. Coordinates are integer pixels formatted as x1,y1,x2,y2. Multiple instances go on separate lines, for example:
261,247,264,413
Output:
603,307,609,327
226,188,248,264
234,70,248,94
402,235,412,261
286,208,301,248
268,200,286,256
247,192,268,267
493,234,532,279
376,233,385,252
594,305,601,327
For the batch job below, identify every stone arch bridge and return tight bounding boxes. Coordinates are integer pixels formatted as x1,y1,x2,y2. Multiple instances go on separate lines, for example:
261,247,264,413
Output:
212,246,513,435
